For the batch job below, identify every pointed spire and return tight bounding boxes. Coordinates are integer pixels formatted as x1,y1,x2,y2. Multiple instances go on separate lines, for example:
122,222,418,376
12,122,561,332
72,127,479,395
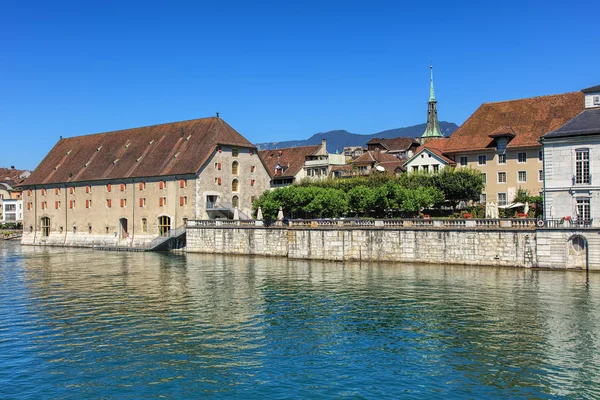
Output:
421,64,443,141
429,64,436,103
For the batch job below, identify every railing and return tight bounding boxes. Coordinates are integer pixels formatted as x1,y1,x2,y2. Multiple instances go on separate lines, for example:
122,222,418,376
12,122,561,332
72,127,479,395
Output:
542,219,594,229
304,159,329,167
186,218,539,230
147,224,187,249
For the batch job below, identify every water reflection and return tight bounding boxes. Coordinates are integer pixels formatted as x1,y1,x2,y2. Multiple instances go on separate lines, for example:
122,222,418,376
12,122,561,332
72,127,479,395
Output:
1,242,599,399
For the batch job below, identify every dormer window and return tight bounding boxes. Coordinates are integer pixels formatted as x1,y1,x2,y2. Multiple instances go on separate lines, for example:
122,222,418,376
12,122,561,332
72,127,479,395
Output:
594,95,600,106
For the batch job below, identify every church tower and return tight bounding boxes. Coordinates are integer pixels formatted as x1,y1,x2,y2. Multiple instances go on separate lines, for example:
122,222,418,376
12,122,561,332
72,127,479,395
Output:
421,65,443,143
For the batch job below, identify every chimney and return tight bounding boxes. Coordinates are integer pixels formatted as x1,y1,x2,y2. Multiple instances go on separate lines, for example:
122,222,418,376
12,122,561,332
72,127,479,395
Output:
321,138,327,150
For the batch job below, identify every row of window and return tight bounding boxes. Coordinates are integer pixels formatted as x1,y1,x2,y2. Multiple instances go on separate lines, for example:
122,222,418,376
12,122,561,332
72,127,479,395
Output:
33,196,189,210
411,165,440,173
480,170,543,184
217,146,254,157
214,179,254,190
30,180,189,197
460,151,542,167
213,161,257,175
38,216,187,237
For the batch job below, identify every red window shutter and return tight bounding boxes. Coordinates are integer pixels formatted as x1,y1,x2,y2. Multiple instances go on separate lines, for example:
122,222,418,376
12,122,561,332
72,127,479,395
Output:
27,202,31,210
120,184,125,191
217,177,222,185
139,198,143,207
55,201,59,209
159,197,164,207
107,184,111,192
179,196,184,206
28,190,31,196
217,163,221,170
139,182,143,190
85,200,89,208
86,186,90,193
42,189,46,195
69,187,73,194
250,166,255,172
41,202,45,210
69,200,73,209
55,188,59,195
120,199,124,207
180,180,184,188
107,199,112,208
251,179,255,186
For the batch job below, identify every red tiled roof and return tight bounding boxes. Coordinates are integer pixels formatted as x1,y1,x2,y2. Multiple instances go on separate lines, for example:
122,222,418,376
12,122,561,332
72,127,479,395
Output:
366,137,418,152
353,150,406,172
444,91,584,153
415,138,449,154
23,117,255,186
0,168,29,188
258,145,320,178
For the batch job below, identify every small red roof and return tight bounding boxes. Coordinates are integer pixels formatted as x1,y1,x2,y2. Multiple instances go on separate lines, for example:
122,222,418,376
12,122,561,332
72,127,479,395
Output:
258,145,321,178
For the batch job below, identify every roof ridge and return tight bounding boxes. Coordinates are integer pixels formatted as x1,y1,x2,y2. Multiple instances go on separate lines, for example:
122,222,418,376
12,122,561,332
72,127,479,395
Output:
482,91,581,106
57,116,219,141
258,144,321,152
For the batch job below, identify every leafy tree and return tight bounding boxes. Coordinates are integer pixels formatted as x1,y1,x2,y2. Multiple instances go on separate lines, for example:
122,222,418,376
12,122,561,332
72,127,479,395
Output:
434,168,484,207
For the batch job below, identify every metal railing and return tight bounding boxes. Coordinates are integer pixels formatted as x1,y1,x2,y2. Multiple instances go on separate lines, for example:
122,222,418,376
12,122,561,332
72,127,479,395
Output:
147,224,187,249
186,218,538,229
541,218,594,229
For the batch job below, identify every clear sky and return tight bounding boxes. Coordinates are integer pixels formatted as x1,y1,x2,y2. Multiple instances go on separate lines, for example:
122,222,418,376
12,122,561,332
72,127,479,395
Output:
2,0,599,170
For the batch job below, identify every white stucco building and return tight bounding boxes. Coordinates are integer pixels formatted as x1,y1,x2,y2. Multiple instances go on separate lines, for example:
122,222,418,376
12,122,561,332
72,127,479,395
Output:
541,84,600,226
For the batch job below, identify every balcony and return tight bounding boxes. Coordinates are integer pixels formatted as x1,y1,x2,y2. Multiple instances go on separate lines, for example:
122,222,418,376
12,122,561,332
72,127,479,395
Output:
304,159,329,167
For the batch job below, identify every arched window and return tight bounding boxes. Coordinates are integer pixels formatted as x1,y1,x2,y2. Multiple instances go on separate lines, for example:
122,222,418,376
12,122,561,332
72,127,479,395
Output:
41,217,50,237
232,195,239,208
232,179,239,192
158,216,171,237
232,161,239,175
571,236,586,254
141,218,148,233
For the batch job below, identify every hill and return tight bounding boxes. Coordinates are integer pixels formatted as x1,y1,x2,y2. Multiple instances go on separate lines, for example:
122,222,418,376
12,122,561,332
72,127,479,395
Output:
255,121,458,153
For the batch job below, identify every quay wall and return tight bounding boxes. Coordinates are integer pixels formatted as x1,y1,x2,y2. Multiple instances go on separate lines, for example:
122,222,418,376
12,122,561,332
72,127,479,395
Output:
21,231,156,248
186,226,538,268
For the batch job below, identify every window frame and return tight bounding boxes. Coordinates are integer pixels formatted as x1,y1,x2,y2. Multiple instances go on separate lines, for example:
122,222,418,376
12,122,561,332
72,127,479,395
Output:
517,170,527,183
517,152,527,163
497,171,507,184
478,155,487,166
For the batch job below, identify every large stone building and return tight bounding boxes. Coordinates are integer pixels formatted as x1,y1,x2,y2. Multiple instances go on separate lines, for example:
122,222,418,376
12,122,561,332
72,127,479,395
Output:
541,84,600,225
20,116,271,247
443,91,584,205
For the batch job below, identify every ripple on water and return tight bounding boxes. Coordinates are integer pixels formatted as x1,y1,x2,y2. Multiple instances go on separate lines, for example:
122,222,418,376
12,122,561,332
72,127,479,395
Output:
1,242,600,399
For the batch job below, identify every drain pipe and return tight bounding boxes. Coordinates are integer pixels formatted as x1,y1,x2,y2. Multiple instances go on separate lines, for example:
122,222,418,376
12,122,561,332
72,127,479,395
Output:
63,184,68,246
131,179,135,247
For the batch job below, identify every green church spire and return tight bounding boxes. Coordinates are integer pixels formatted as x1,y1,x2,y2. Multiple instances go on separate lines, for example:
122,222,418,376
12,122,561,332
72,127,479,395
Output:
421,64,443,141
429,64,436,102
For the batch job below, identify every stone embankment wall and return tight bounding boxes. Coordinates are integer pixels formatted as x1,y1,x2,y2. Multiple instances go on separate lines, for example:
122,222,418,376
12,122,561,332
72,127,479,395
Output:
186,226,537,268
21,231,155,248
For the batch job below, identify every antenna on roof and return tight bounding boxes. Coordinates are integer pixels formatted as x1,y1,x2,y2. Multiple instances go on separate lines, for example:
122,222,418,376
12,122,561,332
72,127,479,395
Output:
60,135,62,140
216,112,220,119
180,127,184,137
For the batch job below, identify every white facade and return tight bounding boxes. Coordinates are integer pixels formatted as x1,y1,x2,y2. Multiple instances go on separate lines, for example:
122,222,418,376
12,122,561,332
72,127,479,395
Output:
543,135,600,225
542,89,600,226
404,148,449,174
1,199,23,222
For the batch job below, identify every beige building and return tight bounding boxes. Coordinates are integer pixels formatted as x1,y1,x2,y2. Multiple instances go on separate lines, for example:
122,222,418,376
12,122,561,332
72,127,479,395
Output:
20,116,271,248
441,91,584,205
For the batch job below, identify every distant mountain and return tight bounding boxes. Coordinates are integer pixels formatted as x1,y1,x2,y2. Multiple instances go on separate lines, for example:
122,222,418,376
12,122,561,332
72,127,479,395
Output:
255,122,459,153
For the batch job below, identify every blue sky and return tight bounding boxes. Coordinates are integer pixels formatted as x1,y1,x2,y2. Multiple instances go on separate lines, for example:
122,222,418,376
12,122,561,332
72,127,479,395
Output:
2,0,599,170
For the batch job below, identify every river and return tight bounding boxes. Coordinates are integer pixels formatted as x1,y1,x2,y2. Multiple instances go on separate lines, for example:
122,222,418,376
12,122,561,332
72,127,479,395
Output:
1,241,599,399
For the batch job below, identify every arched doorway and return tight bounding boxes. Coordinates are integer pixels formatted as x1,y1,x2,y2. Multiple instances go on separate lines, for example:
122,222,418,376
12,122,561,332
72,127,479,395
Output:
119,218,128,239
41,217,50,237
158,216,171,237
567,235,587,269
232,195,239,209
